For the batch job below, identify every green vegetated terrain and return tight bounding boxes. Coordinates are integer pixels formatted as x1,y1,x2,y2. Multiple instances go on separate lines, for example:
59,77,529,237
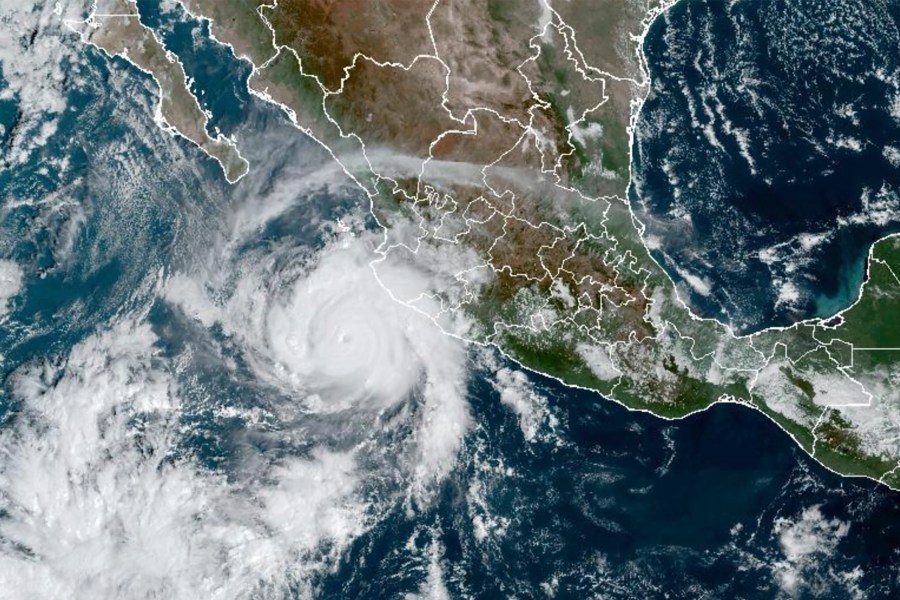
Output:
171,0,900,487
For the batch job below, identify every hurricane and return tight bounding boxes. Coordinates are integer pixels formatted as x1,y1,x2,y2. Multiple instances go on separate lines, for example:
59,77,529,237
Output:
4,1,900,598
0,180,472,598
166,211,473,486
265,249,424,410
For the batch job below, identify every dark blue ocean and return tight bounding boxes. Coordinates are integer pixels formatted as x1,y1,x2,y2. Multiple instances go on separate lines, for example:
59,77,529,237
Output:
0,1,899,597
633,0,900,333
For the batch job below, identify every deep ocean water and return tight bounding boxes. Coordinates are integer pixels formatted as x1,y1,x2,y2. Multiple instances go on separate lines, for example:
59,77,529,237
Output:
633,0,900,333
0,1,899,598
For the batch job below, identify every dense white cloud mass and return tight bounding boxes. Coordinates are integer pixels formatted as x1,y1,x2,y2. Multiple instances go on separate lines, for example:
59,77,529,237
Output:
264,243,428,410
771,504,857,598
0,1,90,166
0,259,23,317
167,225,473,491
0,321,373,599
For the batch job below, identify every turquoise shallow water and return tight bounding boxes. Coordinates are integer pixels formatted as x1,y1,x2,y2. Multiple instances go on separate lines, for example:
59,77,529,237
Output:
633,0,900,333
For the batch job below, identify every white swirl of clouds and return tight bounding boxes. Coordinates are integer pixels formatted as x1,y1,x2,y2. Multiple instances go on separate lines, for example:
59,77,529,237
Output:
263,243,427,410
0,110,480,594
166,224,473,496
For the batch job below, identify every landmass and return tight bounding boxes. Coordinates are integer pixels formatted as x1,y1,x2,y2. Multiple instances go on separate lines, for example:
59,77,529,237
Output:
85,0,900,489
68,0,249,183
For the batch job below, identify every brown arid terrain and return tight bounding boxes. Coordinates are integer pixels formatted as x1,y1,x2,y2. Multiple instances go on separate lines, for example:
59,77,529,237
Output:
81,0,900,489
70,0,249,182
